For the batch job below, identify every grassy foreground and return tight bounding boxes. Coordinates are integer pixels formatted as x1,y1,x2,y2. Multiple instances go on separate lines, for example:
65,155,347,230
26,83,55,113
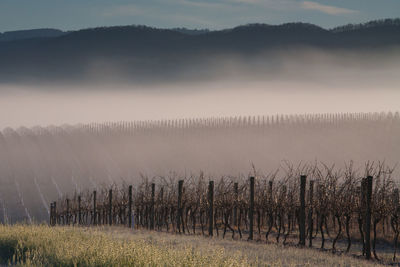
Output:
0,225,384,266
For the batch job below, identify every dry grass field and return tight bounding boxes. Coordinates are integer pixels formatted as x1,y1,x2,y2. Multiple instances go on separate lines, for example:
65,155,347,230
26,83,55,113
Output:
0,224,387,266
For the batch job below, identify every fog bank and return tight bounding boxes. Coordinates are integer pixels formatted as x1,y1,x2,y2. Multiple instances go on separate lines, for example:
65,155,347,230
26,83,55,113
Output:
0,84,399,129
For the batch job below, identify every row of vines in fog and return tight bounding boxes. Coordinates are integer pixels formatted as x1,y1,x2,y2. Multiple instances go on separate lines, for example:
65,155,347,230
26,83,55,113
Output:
0,112,398,224
51,161,399,260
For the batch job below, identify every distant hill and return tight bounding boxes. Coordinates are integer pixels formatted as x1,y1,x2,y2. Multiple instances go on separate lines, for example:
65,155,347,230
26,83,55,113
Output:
171,28,210,35
0,19,399,84
0,28,65,42
331,18,400,32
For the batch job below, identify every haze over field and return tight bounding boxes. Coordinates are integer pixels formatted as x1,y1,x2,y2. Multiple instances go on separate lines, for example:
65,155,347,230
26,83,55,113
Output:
1,39,400,128
0,83,399,129
0,19,399,223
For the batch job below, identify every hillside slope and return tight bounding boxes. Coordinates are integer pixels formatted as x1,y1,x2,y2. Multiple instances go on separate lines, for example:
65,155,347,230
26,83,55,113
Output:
0,19,399,84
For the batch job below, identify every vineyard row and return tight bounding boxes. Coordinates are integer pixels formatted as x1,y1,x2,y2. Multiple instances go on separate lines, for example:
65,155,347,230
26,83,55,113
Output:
50,162,399,261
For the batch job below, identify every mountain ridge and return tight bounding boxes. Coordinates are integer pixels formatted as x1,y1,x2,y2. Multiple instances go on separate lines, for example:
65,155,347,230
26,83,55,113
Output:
1,18,400,42
0,28,65,42
0,18,399,84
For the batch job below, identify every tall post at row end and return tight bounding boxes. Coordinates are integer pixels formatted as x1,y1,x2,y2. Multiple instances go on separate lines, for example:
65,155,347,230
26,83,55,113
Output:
393,188,399,261
248,176,255,240
365,176,373,259
208,180,214,237
299,175,306,246
308,180,314,247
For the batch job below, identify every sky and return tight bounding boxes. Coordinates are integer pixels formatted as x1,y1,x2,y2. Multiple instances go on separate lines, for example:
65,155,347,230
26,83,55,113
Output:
0,0,399,32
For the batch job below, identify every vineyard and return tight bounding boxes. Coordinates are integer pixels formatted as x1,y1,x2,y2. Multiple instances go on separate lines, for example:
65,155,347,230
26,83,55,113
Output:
50,161,399,261
0,111,398,228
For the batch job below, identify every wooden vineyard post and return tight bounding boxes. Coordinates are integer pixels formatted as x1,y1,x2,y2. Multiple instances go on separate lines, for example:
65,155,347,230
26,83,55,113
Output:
249,176,254,240
78,195,81,225
299,175,306,246
49,202,54,226
269,181,273,200
54,201,57,225
208,180,214,237
159,187,164,230
150,183,155,230
394,188,399,209
266,180,273,241
308,180,314,247
233,182,238,227
93,190,97,226
109,189,113,226
268,181,273,209
393,188,399,261
53,202,56,226
365,176,373,259
177,180,183,233
66,198,70,225
128,185,133,228
360,179,367,255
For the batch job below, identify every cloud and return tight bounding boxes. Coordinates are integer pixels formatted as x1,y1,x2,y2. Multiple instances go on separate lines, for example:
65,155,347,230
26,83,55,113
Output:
227,0,298,11
230,0,262,3
102,1,225,18
102,4,143,17
178,0,226,9
101,3,217,28
301,1,357,15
